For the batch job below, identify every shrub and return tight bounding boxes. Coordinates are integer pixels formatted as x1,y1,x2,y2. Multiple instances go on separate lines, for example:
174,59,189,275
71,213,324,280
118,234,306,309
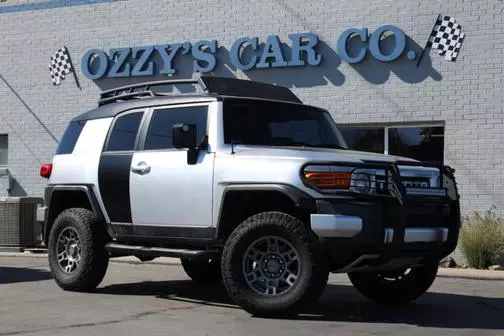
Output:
459,206,504,269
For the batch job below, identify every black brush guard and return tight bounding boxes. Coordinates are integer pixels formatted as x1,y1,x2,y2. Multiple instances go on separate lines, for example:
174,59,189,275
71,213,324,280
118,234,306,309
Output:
304,160,461,269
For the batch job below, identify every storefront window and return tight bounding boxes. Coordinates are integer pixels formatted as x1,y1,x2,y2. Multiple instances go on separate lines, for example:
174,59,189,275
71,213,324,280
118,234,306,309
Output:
338,125,444,164
0,135,7,166
338,127,384,153
388,126,444,164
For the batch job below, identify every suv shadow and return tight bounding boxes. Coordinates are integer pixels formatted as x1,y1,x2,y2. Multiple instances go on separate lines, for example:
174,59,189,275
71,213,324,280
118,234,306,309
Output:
0,267,53,284
96,281,504,329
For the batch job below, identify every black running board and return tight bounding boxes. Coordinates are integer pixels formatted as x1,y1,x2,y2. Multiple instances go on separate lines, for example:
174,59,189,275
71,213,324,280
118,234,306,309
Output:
105,242,218,260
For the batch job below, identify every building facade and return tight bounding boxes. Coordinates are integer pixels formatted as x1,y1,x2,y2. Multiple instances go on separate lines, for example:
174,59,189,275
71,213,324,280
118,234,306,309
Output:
0,0,503,216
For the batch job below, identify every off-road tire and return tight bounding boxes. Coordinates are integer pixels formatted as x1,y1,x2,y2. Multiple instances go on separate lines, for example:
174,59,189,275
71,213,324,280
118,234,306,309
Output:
221,211,328,316
48,208,109,292
348,264,439,304
181,258,222,284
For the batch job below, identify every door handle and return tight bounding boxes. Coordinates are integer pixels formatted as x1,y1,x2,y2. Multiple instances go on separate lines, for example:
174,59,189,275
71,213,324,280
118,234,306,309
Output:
131,162,151,174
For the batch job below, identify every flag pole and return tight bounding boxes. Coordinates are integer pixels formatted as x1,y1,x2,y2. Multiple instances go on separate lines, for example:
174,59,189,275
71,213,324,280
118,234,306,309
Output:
64,45,82,90
416,14,442,68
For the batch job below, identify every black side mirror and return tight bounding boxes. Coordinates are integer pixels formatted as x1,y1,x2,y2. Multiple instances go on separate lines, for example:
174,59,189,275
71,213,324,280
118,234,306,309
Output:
173,123,197,149
172,123,199,165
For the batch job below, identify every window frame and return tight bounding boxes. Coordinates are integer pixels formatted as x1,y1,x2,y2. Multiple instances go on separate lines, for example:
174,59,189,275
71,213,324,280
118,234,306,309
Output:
0,134,7,167
337,122,445,162
136,102,211,152
102,109,147,153
55,120,87,155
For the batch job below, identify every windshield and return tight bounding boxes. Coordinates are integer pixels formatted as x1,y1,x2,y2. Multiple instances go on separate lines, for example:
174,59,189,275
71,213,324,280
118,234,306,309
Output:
223,99,347,149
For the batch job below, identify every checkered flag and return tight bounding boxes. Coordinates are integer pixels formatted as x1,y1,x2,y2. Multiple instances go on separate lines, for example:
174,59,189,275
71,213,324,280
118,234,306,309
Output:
427,15,465,61
49,47,79,86
417,15,465,67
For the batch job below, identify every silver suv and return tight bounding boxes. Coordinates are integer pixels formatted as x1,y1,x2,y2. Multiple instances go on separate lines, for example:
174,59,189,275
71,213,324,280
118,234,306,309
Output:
38,76,460,316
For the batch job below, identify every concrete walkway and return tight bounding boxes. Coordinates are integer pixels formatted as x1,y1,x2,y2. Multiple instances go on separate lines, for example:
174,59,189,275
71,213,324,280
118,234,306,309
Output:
1,251,503,281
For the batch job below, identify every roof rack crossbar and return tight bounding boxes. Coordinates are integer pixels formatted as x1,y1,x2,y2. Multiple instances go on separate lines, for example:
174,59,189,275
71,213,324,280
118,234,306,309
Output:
99,91,156,105
97,76,301,106
98,79,201,106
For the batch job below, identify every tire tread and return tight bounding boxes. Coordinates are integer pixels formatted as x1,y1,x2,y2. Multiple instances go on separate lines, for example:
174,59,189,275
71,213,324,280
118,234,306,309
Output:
221,211,328,316
49,208,109,292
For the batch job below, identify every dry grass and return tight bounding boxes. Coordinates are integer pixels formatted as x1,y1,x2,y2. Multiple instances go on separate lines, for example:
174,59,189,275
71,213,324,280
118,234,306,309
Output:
459,207,504,269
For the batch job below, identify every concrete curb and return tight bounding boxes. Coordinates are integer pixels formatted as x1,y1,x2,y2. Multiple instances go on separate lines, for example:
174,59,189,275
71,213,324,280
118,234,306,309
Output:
2,252,503,280
437,268,504,281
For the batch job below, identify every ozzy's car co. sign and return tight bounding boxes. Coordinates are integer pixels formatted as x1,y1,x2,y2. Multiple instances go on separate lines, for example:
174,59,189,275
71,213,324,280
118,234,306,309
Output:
80,25,416,80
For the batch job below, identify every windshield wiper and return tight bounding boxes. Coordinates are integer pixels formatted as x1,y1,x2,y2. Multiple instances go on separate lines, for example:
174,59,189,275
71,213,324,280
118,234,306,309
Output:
312,143,346,150
270,140,346,150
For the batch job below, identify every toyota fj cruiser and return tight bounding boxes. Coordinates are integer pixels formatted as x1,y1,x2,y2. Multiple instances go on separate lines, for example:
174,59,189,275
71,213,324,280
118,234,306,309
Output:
38,76,460,316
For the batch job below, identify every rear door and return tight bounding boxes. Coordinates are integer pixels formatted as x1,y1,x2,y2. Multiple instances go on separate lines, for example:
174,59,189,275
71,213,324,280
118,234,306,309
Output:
129,103,215,238
98,109,146,227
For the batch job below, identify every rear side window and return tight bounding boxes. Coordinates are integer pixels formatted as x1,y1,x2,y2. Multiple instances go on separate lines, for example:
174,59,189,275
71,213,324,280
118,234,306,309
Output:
144,106,208,150
105,112,144,151
56,120,86,155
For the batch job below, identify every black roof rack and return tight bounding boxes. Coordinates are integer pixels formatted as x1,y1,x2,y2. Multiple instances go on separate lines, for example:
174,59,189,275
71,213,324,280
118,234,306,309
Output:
97,76,302,106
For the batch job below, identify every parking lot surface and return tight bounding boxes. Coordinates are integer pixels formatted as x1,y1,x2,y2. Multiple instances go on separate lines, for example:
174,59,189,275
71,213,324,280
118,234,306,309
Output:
1,256,503,336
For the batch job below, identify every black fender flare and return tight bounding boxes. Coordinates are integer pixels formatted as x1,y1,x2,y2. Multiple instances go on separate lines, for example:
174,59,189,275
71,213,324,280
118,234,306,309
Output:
44,184,113,244
215,183,316,238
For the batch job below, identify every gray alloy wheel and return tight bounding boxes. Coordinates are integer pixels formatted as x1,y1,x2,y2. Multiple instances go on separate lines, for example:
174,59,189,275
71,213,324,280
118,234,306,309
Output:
242,236,301,296
221,211,329,316
56,227,82,274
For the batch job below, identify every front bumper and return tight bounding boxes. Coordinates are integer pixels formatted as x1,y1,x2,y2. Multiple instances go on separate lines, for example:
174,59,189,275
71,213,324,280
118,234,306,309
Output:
310,195,460,272
311,213,448,244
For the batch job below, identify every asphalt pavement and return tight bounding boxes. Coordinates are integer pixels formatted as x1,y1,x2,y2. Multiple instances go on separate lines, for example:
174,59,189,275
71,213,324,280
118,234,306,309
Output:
1,255,503,336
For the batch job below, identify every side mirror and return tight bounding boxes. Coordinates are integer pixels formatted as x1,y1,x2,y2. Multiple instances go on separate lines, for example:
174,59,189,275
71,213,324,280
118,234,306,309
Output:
173,123,197,149
172,123,199,165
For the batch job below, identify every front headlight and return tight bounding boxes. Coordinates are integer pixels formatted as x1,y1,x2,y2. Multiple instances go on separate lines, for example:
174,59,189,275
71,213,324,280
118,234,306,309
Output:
349,169,376,194
302,166,376,194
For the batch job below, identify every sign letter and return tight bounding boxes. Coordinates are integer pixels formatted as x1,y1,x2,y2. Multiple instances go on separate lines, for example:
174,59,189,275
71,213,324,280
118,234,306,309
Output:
131,46,154,76
288,33,321,66
369,25,406,62
155,43,187,75
192,40,217,73
256,35,288,68
81,49,109,80
108,48,131,77
337,28,368,64
230,37,259,71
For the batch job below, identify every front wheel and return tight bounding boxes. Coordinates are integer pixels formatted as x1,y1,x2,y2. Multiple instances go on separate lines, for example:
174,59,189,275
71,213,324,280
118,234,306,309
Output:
348,264,439,304
221,211,328,316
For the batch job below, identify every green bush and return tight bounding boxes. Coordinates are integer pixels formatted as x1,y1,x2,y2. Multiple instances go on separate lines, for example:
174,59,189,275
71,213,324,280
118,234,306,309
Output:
459,207,504,269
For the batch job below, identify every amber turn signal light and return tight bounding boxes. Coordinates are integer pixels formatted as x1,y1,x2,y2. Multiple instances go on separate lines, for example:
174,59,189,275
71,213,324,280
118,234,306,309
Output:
303,171,352,189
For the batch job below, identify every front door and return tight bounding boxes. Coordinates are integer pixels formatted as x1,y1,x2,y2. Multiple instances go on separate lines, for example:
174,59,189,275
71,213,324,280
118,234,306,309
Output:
129,103,215,239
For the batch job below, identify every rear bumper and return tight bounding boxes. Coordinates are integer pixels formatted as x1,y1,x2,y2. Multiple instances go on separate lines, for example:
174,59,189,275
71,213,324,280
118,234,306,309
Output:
36,206,47,223
310,195,460,272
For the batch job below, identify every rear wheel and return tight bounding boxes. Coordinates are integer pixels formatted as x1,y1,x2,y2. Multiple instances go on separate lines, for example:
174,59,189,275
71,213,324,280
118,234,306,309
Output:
221,211,328,316
48,208,109,292
348,264,438,304
181,258,222,284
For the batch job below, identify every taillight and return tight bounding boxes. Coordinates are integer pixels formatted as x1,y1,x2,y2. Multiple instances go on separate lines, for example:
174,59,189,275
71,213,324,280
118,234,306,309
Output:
40,164,53,178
